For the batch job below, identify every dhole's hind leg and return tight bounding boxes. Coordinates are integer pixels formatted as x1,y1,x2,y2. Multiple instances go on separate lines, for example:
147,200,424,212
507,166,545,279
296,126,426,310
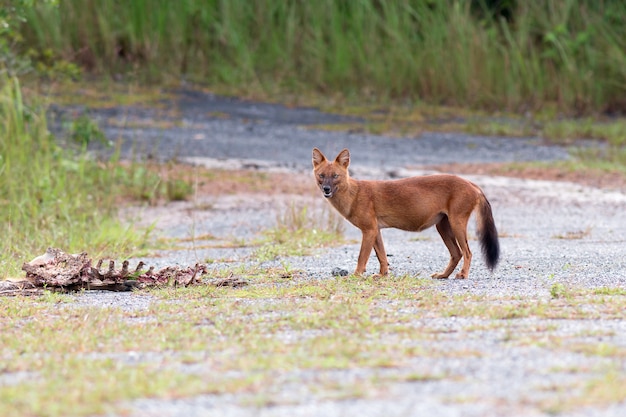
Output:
450,217,472,279
432,216,462,279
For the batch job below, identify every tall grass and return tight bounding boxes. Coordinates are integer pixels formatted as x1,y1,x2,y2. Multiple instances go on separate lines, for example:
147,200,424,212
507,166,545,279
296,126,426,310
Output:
0,77,149,277
18,0,626,114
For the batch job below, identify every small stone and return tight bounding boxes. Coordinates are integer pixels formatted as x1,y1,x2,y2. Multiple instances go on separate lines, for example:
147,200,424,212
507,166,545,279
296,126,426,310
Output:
331,267,349,277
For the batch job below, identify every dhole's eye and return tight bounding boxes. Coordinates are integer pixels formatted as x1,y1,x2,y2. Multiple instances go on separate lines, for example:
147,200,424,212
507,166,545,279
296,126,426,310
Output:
332,174,339,179
319,174,325,179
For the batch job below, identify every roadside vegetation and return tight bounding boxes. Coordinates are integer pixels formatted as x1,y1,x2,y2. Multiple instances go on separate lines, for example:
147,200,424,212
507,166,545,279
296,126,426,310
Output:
0,77,180,277
17,0,626,116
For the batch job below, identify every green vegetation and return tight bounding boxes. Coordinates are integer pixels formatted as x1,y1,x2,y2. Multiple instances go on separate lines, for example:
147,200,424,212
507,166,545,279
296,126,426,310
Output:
16,0,626,116
0,77,197,277
0,2,201,276
0,78,136,276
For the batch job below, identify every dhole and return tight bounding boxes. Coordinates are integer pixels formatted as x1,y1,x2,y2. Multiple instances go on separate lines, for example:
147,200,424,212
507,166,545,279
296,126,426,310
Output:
312,148,499,279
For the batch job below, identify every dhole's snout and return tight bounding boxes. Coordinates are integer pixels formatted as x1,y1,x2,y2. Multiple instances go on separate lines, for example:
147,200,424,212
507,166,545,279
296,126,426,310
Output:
321,184,333,198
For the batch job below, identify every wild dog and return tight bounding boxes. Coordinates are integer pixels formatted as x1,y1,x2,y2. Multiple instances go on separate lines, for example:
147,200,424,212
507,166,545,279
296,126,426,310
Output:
312,148,499,278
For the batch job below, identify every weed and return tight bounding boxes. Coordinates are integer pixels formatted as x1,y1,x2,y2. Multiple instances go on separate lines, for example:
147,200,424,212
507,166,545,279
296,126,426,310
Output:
550,282,569,299
68,114,108,146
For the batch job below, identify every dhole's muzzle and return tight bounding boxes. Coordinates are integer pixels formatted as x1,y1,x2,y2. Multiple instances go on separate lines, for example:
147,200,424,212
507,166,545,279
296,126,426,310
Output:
321,183,333,198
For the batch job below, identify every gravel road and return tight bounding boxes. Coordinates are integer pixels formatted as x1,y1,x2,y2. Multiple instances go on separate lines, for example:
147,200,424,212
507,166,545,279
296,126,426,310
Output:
61,89,570,169
55,90,625,417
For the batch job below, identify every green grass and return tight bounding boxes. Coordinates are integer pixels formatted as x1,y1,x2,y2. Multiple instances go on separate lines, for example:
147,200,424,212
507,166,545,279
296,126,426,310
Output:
0,77,196,278
15,0,626,116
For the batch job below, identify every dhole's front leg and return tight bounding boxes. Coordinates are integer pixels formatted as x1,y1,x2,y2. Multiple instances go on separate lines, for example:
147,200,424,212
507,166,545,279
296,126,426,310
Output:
355,229,376,275
373,230,389,275
355,229,388,276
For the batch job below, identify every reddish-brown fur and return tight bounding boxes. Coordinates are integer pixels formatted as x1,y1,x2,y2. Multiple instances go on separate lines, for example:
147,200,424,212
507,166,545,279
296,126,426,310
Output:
312,148,500,278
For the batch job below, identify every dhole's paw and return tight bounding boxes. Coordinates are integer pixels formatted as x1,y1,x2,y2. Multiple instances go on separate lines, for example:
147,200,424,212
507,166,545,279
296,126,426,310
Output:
454,272,468,279
431,272,450,279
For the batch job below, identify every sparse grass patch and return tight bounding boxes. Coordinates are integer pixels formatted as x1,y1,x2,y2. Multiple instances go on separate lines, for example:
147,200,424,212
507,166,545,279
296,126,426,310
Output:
2,269,625,415
593,287,626,296
112,161,195,205
441,296,547,320
540,369,626,414
0,301,209,416
0,358,205,417
402,372,447,383
166,166,316,197
438,291,625,320
582,370,626,405
572,145,626,171
252,202,346,262
44,80,177,109
542,118,626,145
552,227,592,240
36,291,77,305
568,343,626,358
465,117,535,138
425,159,626,191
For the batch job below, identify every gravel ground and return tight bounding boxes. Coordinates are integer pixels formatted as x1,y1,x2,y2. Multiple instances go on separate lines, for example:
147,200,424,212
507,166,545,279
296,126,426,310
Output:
50,91,625,416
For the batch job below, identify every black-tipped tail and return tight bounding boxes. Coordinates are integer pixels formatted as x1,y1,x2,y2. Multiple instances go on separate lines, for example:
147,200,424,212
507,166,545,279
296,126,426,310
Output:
478,196,500,271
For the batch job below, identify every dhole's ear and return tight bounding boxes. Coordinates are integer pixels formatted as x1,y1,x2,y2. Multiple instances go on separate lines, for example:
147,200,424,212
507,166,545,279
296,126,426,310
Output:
335,149,350,168
312,148,327,168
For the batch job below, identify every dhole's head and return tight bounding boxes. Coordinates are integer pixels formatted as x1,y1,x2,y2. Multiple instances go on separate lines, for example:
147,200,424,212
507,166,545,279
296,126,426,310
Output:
312,148,350,198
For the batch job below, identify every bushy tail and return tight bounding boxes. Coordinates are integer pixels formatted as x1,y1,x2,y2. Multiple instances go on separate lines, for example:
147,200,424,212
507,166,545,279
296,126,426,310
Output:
477,195,500,271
